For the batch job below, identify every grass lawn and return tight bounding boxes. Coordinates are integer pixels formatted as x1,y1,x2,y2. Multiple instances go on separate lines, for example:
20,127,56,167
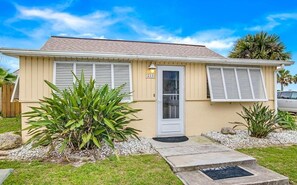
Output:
0,117,21,134
238,145,297,185
0,154,182,185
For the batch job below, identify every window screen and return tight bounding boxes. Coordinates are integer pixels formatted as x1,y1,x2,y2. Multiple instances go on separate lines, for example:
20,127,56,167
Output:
207,66,267,102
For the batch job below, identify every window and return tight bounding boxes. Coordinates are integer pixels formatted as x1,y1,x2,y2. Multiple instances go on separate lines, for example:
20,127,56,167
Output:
277,91,281,98
207,66,267,102
54,62,132,101
291,92,297,99
280,92,292,99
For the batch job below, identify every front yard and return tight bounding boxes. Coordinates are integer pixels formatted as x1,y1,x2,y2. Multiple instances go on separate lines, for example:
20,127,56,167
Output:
0,155,182,185
0,118,181,184
0,118,297,184
239,145,297,185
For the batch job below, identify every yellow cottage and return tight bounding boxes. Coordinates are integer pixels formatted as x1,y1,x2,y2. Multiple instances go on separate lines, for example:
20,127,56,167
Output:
0,36,294,141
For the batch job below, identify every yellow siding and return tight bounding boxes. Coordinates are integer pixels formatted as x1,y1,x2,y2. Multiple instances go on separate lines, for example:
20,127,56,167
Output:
20,57,53,102
185,63,207,100
262,66,276,100
185,101,274,136
19,57,277,140
132,60,156,101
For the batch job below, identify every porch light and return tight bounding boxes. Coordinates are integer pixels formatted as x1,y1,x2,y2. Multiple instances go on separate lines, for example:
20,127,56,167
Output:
148,63,156,73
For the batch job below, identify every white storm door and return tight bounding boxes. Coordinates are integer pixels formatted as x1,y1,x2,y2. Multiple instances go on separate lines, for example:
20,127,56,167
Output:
157,66,184,137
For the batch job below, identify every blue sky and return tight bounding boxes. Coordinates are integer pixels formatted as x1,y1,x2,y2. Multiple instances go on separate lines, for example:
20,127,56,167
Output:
0,0,297,89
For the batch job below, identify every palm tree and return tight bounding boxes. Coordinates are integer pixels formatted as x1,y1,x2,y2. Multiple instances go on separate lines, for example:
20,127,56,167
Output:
229,32,291,60
293,74,297,84
277,69,292,91
0,67,16,87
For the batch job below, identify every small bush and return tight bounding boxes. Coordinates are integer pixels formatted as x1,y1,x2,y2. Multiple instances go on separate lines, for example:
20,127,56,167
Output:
230,103,280,138
24,72,141,151
277,111,297,130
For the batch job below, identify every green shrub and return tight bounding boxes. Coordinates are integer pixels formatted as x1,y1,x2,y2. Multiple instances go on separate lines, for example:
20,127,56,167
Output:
277,111,297,130
230,103,280,138
24,72,141,151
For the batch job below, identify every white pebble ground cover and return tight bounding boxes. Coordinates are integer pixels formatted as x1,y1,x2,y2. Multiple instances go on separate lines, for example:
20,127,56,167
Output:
8,137,156,162
203,130,297,149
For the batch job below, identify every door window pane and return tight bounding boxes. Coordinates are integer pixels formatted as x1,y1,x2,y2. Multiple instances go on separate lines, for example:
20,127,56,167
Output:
163,71,180,119
163,71,179,94
163,95,179,119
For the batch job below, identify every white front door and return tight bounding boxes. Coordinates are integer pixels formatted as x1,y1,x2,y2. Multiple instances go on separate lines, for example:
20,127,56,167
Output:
157,66,184,137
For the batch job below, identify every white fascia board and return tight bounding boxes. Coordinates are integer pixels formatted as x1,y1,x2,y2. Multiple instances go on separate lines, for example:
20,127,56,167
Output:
0,48,294,66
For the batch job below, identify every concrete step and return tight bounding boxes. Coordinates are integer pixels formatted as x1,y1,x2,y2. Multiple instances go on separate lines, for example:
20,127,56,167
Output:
176,164,289,185
165,150,256,172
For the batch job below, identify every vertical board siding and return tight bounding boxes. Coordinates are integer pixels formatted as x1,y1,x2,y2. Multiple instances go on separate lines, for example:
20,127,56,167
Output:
18,57,275,102
261,66,276,100
132,60,156,101
185,63,207,100
1,84,21,117
132,61,207,101
19,56,53,102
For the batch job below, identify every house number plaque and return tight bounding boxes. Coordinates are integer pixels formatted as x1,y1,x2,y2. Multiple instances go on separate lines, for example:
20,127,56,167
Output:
146,73,155,79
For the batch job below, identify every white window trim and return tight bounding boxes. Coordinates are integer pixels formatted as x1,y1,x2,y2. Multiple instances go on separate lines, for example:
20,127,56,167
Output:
207,66,268,102
53,61,133,102
10,75,19,102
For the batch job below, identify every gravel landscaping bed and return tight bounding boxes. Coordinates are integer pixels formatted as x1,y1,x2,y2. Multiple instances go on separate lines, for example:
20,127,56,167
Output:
8,137,156,162
203,130,297,149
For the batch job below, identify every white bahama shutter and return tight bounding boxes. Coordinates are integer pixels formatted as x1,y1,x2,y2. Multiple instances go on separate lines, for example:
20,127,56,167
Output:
208,68,225,99
223,68,239,99
76,63,93,82
207,66,267,102
55,63,74,90
95,64,112,88
249,68,266,99
237,69,253,99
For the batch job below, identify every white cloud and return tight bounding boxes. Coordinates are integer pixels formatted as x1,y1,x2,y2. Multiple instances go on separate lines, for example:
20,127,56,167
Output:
129,22,237,55
246,12,297,31
11,5,238,56
5,4,241,59
16,6,116,33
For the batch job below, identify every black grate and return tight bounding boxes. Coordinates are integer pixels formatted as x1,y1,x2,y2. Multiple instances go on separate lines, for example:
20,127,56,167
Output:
201,166,253,180
152,136,189,143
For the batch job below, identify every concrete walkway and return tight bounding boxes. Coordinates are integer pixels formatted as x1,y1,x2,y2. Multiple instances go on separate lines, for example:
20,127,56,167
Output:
150,136,289,185
0,169,13,184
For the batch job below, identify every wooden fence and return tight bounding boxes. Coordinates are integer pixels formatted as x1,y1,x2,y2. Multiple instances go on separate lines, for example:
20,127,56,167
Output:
1,84,21,117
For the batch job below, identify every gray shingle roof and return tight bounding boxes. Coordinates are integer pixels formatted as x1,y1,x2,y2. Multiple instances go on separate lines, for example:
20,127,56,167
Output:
41,36,224,59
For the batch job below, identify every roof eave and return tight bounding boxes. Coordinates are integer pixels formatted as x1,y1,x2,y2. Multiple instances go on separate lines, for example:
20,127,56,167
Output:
0,48,294,66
